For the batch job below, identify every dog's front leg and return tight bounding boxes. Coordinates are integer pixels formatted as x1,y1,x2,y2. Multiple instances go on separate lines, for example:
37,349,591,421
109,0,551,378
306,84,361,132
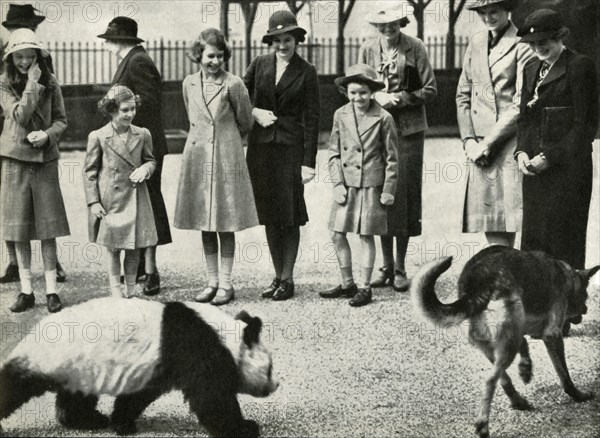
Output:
543,335,593,402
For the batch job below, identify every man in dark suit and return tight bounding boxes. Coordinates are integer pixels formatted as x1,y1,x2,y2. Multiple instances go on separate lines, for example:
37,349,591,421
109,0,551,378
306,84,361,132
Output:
98,16,172,295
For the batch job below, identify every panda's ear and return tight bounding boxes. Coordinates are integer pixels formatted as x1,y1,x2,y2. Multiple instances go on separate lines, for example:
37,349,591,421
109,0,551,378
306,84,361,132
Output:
234,310,252,324
242,316,263,347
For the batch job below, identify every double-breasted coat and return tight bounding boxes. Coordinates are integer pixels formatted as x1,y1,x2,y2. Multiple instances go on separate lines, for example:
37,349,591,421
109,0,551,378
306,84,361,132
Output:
328,102,401,235
244,52,320,226
516,48,598,269
359,33,437,236
456,23,535,233
111,45,171,245
84,123,158,250
174,70,258,232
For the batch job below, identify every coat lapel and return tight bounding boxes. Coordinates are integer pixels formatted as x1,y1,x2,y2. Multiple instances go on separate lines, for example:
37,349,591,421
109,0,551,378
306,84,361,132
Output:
474,32,493,87
357,103,382,137
525,58,542,94
395,35,412,90
202,72,225,108
540,49,568,88
262,53,277,110
187,72,213,121
127,127,142,155
104,124,135,167
489,24,518,68
338,104,362,146
111,46,144,84
275,52,302,94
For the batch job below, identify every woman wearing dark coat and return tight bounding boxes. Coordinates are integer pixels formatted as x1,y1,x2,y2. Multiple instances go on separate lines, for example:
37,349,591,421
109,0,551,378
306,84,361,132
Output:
244,10,320,301
515,9,598,271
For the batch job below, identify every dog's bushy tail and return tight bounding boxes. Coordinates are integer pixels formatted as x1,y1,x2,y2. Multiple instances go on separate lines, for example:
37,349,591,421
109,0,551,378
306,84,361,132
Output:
410,257,471,327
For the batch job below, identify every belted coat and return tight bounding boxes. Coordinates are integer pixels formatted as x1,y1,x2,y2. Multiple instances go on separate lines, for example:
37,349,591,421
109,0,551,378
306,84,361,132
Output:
83,123,157,250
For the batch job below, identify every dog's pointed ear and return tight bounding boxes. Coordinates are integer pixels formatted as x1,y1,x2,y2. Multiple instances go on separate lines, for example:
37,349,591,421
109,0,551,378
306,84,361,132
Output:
578,265,600,280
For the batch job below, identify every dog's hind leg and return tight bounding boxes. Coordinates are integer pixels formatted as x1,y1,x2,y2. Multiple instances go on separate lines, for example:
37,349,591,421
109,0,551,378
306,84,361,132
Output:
543,335,593,402
518,337,533,384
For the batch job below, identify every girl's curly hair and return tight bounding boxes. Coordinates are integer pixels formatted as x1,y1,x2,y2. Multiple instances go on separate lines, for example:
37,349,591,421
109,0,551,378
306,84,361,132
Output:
187,28,232,63
97,84,141,115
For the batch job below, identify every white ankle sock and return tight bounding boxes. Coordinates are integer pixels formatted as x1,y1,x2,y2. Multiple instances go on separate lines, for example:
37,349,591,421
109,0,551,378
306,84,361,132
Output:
206,253,219,287
19,268,33,294
45,269,58,295
219,257,234,289
109,274,122,298
124,274,137,297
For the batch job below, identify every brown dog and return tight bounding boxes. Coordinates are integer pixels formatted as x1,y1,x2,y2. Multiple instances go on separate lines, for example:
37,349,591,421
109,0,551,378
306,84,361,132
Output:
411,245,599,438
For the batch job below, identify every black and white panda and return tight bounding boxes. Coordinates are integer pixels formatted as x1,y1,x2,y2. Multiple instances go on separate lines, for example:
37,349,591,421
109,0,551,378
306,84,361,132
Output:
0,297,278,437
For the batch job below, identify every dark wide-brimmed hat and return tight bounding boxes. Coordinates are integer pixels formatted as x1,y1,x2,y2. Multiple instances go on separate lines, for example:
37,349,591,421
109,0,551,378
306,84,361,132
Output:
365,6,410,27
2,4,46,29
262,10,306,44
97,16,144,44
334,63,385,91
467,0,516,11
517,9,568,42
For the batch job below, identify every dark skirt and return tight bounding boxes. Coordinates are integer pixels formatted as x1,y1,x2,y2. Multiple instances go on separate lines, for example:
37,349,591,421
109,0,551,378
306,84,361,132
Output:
147,155,172,246
521,151,592,269
0,158,70,241
246,142,308,226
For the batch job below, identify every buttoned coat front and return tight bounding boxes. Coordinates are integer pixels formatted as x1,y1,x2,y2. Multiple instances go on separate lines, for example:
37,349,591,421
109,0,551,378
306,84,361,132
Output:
456,23,535,232
174,70,258,232
83,123,157,250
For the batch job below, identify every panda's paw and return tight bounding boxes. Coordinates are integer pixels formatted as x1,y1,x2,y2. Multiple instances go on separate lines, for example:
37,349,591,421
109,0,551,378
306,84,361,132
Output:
113,421,137,436
238,419,260,437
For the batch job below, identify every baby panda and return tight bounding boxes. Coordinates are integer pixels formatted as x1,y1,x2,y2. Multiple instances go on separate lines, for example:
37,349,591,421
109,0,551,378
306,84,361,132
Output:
0,297,278,437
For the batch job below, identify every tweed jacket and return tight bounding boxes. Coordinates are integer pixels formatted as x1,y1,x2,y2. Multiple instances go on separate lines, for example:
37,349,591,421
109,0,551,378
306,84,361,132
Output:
516,48,599,164
358,34,437,136
328,102,398,195
83,123,157,248
456,23,534,156
111,46,168,159
0,73,67,163
244,52,320,168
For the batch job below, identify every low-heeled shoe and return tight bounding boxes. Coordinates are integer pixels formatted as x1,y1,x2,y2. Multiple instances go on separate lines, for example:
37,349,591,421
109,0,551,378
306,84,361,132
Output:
319,284,358,298
0,263,20,283
195,286,218,303
393,270,409,292
272,280,294,301
143,271,161,296
370,266,394,288
212,287,235,306
46,294,63,313
10,293,35,313
349,288,372,307
261,278,281,298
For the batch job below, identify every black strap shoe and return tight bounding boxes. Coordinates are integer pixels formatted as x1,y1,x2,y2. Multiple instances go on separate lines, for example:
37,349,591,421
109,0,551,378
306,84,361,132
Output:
0,263,20,283
349,288,372,307
370,266,394,288
143,271,161,296
261,278,281,298
272,280,294,301
46,294,63,313
10,293,35,313
319,284,358,298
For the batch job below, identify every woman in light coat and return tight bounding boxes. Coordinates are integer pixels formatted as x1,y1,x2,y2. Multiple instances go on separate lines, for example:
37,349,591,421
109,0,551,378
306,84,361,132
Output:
456,0,534,247
175,28,258,305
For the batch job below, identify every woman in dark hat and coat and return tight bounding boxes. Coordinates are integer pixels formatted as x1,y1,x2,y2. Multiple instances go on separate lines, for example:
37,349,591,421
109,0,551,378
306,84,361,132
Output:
456,0,534,248
358,5,437,292
244,10,320,301
97,16,172,296
515,8,598,272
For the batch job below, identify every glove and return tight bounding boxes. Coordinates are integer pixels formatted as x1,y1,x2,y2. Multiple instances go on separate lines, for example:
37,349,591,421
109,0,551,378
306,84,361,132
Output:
333,185,347,205
301,166,316,184
465,139,488,163
90,202,106,219
528,154,551,174
129,167,150,184
380,193,395,206
373,92,399,109
516,152,536,176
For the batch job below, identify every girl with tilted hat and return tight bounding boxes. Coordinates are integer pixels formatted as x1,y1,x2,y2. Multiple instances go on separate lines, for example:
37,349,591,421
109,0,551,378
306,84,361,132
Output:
358,4,437,293
319,64,399,307
0,29,69,313
175,28,258,306
456,0,534,248
244,10,320,302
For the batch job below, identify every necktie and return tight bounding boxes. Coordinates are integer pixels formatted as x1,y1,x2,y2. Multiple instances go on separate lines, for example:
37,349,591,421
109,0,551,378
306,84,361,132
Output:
527,62,551,108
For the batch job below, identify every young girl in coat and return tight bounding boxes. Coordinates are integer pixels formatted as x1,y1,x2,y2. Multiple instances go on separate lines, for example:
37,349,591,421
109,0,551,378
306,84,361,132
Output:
174,28,257,305
319,64,399,307
0,29,69,313
83,84,157,298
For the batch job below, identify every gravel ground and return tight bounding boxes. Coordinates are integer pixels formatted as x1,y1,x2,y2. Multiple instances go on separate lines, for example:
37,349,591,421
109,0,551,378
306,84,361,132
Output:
1,137,599,437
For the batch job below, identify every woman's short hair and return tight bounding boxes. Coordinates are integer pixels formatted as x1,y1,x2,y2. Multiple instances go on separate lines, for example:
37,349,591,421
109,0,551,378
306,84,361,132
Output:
187,28,232,63
551,27,570,41
264,28,306,46
98,84,140,115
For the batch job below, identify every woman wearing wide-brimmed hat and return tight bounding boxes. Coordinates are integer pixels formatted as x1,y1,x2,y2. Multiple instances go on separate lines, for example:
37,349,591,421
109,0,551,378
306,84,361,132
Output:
456,0,535,248
515,9,598,273
244,10,320,301
358,5,437,292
